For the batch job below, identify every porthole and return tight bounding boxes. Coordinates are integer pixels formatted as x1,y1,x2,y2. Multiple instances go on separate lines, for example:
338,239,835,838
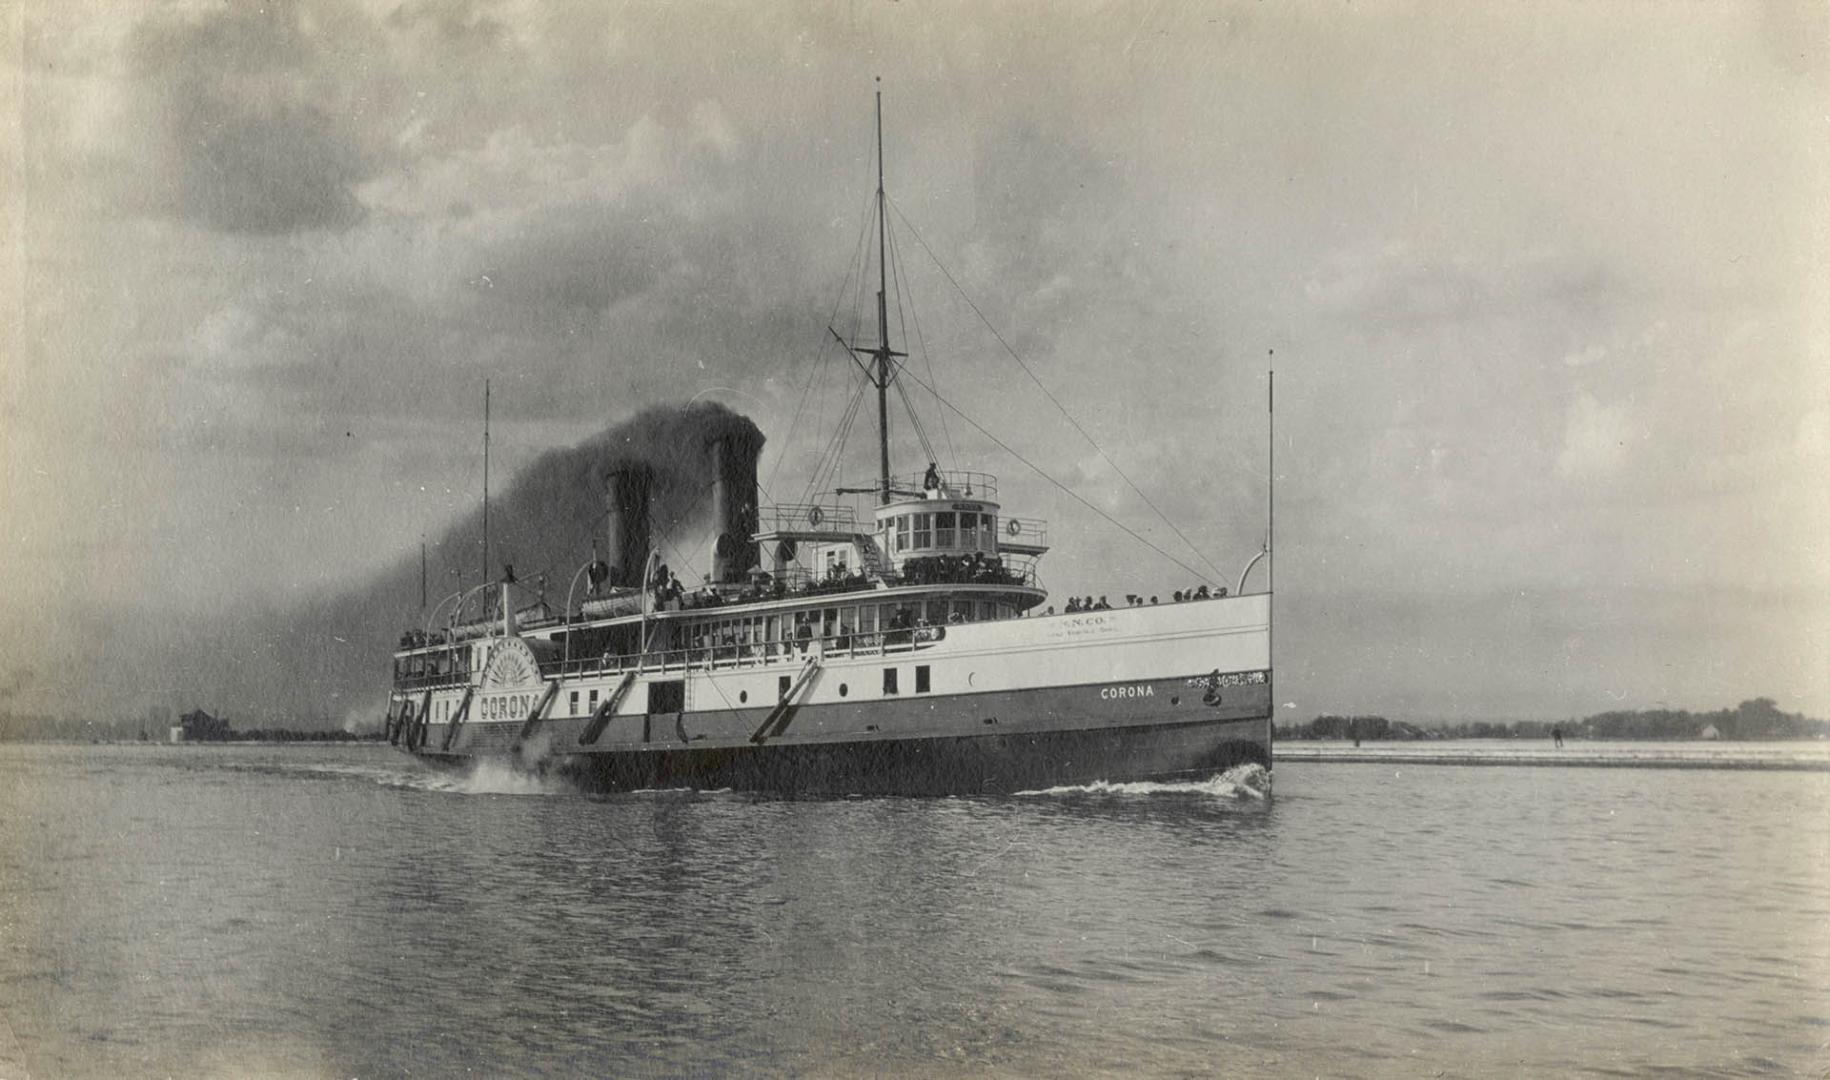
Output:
740,690,749,704
839,683,849,697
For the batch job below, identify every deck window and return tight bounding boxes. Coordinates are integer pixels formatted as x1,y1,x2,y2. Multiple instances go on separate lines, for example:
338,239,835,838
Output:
589,689,600,709
897,515,911,550
914,513,932,549
883,668,899,695
935,511,956,548
916,665,931,693
569,690,580,716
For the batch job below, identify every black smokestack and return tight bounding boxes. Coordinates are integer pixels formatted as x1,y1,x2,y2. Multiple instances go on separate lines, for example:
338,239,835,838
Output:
602,461,653,588
707,426,763,584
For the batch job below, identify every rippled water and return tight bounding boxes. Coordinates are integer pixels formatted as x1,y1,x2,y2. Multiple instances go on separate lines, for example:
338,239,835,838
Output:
0,743,1824,1078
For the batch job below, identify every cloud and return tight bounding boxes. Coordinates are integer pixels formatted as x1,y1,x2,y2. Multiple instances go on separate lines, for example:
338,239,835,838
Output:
125,1,378,233
5,1,1825,723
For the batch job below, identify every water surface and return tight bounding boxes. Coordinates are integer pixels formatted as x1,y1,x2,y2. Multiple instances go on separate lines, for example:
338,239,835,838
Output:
0,743,1824,1077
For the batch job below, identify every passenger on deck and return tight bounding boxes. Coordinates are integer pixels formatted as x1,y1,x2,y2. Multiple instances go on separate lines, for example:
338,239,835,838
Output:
1095,596,1111,610
1217,587,1228,597
1194,585,1210,600
1065,598,1082,613
1173,591,1184,603
1150,596,1159,605
923,462,941,495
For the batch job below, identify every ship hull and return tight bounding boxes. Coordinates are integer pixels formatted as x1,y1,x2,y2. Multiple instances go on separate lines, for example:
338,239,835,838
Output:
406,671,1271,796
395,595,1273,796
560,715,1260,796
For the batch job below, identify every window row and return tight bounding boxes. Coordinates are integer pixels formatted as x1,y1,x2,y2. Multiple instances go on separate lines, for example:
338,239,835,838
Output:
891,510,998,553
562,665,936,716
684,599,1009,650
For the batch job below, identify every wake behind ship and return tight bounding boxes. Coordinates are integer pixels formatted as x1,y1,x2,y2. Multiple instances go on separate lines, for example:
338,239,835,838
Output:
384,96,1273,795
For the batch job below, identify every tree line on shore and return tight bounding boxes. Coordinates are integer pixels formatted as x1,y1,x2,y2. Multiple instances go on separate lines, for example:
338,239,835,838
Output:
0,707,383,743
1275,698,1828,741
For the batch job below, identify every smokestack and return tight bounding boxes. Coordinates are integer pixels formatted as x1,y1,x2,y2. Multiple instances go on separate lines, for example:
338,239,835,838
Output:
603,462,654,588
707,429,762,585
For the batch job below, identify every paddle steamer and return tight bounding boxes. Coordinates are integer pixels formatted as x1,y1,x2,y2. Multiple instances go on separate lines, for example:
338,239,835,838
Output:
384,97,1273,794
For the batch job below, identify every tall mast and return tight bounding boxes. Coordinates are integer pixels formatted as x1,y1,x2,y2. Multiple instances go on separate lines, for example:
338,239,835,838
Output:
874,88,892,505
831,86,906,503
482,379,491,584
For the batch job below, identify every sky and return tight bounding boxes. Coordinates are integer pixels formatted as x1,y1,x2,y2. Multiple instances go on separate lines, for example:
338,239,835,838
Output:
1,0,1825,724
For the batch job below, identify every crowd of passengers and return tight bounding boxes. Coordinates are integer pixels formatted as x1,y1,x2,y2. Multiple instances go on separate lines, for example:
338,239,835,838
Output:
396,559,1225,651
1042,585,1229,616
644,551,1021,612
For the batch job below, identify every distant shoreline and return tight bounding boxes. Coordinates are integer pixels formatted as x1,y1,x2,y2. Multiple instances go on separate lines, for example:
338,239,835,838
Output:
1276,742,1830,771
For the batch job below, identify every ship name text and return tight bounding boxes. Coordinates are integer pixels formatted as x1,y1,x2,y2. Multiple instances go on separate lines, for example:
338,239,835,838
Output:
478,692,541,722
1101,684,1156,699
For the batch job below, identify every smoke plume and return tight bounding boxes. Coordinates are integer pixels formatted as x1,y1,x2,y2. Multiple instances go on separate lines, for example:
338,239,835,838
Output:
107,402,764,729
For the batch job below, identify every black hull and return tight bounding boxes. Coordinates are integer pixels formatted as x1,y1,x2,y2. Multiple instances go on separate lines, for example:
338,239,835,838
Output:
415,716,1270,797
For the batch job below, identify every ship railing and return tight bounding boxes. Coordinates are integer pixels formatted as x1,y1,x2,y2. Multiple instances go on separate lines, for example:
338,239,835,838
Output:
998,517,1048,547
543,627,948,680
391,671,472,693
894,555,1042,590
757,502,858,533
893,469,997,500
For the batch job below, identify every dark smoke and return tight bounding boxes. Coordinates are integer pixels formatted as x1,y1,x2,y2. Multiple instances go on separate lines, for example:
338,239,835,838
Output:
114,402,763,729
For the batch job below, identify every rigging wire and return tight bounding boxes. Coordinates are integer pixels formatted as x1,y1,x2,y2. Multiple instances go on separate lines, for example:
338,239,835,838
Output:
887,196,1226,581
896,363,1213,582
816,377,870,499
891,374,941,471
763,187,880,499
800,373,870,506
882,213,942,471
887,213,959,471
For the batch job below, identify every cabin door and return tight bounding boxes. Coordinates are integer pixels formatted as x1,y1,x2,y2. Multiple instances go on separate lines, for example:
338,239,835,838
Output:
648,679,685,715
